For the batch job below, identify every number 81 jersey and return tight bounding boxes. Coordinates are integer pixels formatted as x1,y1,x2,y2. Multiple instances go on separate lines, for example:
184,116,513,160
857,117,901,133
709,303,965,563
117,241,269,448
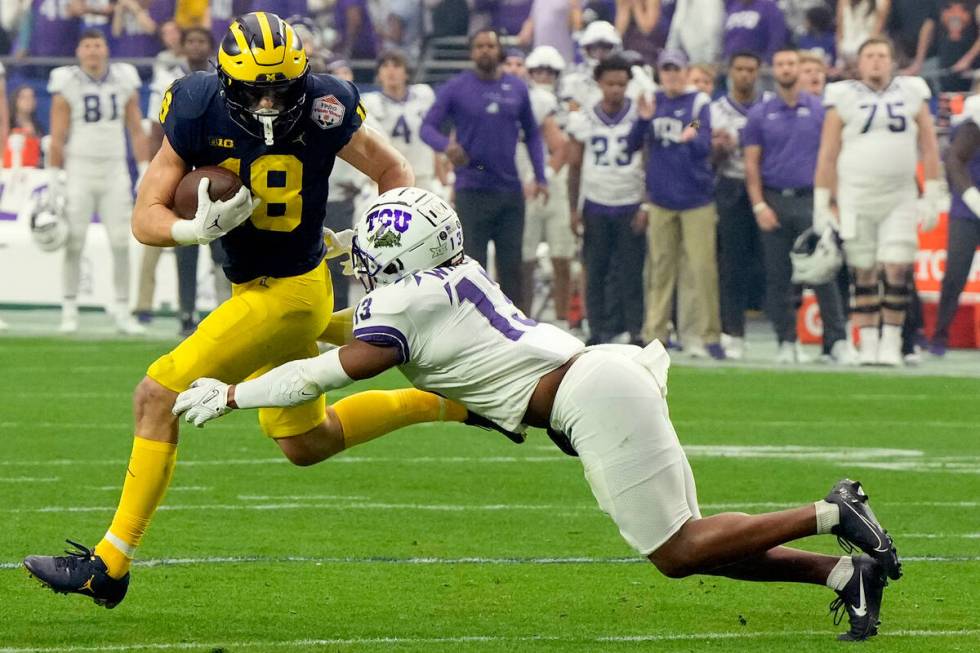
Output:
824,76,931,188
352,258,584,432
47,63,142,162
161,71,365,283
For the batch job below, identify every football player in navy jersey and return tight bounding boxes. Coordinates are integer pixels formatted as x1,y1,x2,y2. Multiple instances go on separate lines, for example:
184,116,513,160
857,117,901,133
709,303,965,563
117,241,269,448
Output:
24,12,470,608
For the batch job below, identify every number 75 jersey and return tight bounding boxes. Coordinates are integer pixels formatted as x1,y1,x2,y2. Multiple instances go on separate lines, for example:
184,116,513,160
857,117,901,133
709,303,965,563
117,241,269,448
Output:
352,258,584,432
824,76,931,187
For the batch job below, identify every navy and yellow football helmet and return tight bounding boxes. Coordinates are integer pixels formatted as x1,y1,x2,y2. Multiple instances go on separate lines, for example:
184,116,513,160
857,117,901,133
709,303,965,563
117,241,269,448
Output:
217,12,309,145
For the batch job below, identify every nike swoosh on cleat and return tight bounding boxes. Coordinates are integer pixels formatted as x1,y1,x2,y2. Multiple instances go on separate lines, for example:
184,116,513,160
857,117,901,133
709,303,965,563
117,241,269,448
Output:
841,502,887,551
853,574,868,617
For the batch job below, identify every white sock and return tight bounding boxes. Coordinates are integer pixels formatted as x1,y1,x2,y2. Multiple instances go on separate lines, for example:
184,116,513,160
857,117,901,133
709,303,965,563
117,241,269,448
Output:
814,500,840,534
859,326,879,343
881,323,902,341
826,556,854,591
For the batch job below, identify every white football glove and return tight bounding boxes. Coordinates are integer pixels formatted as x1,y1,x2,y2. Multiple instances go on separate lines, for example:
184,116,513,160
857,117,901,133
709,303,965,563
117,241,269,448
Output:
813,187,836,234
171,178,260,245
917,179,946,232
173,377,233,427
323,228,354,259
48,168,68,203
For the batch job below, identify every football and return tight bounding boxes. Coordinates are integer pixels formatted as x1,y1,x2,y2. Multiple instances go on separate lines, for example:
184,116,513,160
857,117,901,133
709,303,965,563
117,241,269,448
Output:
173,166,244,219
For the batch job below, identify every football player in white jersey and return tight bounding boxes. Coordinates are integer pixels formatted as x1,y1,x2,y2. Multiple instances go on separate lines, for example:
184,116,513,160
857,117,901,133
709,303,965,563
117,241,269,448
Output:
814,37,942,366
361,51,438,191
48,29,150,334
0,61,5,331
503,46,575,321
559,20,656,111
175,187,904,643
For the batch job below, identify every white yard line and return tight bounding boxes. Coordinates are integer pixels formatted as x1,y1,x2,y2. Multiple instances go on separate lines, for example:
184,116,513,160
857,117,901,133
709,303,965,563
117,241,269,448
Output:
0,629,977,652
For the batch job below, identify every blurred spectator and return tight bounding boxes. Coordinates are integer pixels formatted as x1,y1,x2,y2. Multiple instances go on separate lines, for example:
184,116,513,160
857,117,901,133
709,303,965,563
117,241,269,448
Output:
79,0,116,39
210,0,252,49
584,0,618,22
261,1,308,21
615,0,661,65
334,0,378,59
688,62,717,94
567,54,647,345
797,4,836,64
724,0,789,63
290,16,330,72
17,0,81,57
425,0,470,39
475,0,534,36
381,0,424,60
916,1,980,92
742,47,847,363
667,0,725,64
628,50,724,358
526,0,583,63
710,51,771,359
779,0,832,37
421,28,548,302
505,47,574,320
798,48,828,92
174,0,207,28
836,0,890,68
0,65,7,158
111,0,176,57
146,20,183,122
4,85,44,168
934,95,980,355
889,0,937,70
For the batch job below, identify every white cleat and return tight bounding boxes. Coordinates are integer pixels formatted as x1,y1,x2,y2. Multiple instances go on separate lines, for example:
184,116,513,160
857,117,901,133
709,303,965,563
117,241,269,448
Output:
686,343,708,359
857,329,879,366
59,303,79,334
0,317,8,330
830,339,859,366
721,334,744,360
876,327,903,367
115,317,147,336
776,341,810,364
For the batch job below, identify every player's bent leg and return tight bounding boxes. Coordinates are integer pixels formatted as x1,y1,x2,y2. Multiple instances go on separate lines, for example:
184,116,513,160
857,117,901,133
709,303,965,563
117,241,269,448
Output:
275,410,345,466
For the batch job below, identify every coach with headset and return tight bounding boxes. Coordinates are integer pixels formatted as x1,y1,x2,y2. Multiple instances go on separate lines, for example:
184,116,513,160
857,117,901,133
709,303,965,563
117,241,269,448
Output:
421,28,548,302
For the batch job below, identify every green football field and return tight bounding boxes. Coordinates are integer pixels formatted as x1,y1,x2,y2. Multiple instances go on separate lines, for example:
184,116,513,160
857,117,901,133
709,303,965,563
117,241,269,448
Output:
1,336,978,652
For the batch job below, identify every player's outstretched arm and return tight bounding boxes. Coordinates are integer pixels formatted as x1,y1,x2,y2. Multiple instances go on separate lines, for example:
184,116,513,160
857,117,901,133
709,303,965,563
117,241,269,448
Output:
338,124,415,193
173,340,402,427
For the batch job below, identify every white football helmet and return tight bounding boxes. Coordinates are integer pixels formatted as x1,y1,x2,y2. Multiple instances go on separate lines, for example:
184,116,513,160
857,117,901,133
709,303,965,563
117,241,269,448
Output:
579,20,621,65
351,187,464,290
790,226,843,285
526,45,566,73
28,186,69,252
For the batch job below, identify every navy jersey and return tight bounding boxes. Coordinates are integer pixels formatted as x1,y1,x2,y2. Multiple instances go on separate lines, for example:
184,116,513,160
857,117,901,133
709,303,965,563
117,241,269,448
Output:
161,71,366,283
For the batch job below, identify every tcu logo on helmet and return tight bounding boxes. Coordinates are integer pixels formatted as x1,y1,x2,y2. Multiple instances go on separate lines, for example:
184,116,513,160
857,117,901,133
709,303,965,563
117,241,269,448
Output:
365,207,413,234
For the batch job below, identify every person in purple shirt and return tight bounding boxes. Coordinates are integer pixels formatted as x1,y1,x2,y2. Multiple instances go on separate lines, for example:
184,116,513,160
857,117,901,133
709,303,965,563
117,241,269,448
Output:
110,0,176,58
334,0,378,60
475,0,534,37
17,0,81,57
421,28,548,303
210,0,253,49
626,49,724,359
742,46,849,364
724,0,788,63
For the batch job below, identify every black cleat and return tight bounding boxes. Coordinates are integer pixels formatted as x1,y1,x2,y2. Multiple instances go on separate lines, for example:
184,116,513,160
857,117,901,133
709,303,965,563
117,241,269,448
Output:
825,479,902,580
829,555,886,641
24,540,129,609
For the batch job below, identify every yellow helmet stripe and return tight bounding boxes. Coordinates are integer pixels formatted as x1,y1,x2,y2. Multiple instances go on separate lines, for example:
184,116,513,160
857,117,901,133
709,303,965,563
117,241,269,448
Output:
255,12,284,65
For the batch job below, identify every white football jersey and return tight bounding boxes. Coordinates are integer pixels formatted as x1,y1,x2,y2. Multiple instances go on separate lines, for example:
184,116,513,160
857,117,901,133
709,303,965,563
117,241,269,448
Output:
352,258,584,432
560,63,656,111
710,91,773,180
516,85,559,182
362,85,436,183
48,63,141,161
566,100,645,207
824,76,931,188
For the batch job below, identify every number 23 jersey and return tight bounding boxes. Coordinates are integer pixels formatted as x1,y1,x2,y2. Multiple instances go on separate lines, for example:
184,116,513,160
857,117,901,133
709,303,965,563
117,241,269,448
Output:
161,71,366,283
824,76,931,188
352,259,584,432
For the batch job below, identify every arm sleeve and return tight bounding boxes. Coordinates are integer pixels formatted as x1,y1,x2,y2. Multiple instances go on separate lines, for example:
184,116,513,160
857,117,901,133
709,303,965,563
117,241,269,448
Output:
688,95,712,157
519,86,547,183
741,107,764,148
420,82,452,152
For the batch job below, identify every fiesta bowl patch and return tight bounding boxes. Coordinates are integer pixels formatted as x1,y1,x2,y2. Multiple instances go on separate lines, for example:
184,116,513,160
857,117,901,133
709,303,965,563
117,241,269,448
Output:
312,95,345,129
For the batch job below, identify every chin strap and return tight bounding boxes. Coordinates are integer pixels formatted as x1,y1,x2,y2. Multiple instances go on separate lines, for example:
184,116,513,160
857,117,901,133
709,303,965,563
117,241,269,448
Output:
259,115,275,146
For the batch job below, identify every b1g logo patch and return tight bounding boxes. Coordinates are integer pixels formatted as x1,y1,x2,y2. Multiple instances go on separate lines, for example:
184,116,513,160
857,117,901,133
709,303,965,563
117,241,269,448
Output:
311,95,345,130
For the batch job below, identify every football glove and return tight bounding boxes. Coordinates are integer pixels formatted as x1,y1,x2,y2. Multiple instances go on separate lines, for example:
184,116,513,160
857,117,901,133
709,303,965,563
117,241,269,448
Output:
813,187,836,233
170,178,260,246
173,377,232,427
917,179,945,232
323,228,354,259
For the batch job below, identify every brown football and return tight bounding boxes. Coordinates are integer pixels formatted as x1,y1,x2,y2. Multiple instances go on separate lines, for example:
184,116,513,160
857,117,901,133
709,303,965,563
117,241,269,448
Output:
173,166,244,219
